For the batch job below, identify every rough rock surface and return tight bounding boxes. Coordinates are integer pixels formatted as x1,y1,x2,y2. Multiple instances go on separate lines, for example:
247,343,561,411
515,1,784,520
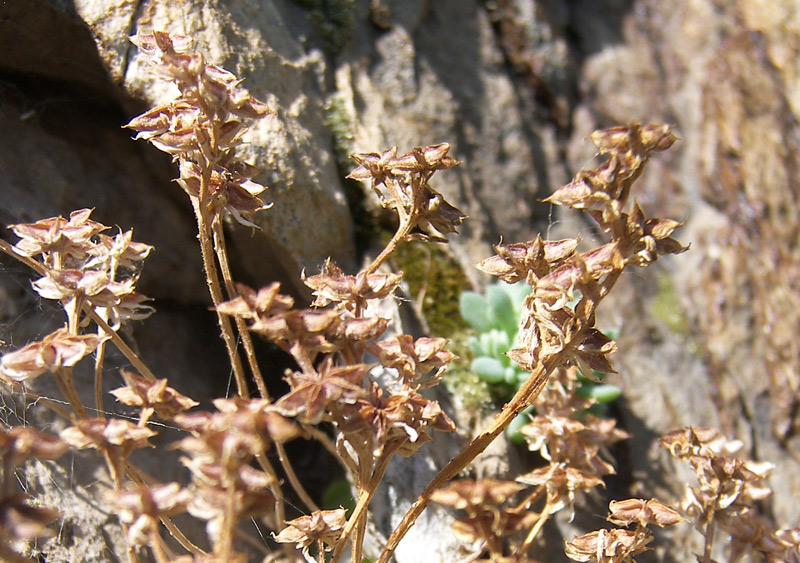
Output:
1,0,799,561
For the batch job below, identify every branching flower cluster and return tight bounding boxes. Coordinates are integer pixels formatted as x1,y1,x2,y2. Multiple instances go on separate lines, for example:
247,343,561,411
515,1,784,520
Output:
661,426,800,562
377,122,687,563
565,498,683,563
1,28,790,563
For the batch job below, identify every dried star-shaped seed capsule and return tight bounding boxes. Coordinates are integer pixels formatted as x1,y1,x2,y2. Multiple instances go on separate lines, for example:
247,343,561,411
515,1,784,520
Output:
274,358,369,424
0,328,108,383
111,482,192,545
607,498,684,528
177,160,271,228
0,426,67,466
273,508,347,558
110,370,199,422
61,418,156,452
565,528,652,562
303,259,402,310
216,282,294,320
368,335,456,385
477,236,579,283
430,479,524,511
9,208,108,263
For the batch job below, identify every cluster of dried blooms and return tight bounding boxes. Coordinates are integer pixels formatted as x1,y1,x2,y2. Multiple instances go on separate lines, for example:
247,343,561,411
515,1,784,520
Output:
378,122,688,563
565,498,683,562
215,140,464,563
0,426,66,563
4,27,783,563
0,30,467,563
0,207,153,420
661,426,800,562
125,31,271,228
427,368,629,561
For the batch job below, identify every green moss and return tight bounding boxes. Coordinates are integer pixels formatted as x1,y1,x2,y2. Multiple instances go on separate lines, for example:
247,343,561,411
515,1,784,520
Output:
324,93,355,170
650,272,688,335
441,329,494,415
391,242,472,337
293,0,356,53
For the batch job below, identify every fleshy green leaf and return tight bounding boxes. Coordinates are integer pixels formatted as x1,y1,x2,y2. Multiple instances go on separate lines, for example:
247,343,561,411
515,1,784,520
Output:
460,291,492,333
472,356,506,384
486,329,511,358
506,405,535,445
502,281,531,311
579,383,622,403
487,285,517,335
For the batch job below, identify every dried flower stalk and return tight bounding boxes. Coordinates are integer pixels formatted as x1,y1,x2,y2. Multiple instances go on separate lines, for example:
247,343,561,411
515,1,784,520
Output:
378,123,687,562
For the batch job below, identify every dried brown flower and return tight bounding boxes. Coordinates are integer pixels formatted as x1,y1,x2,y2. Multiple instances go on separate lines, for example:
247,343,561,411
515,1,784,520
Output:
368,334,456,386
274,358,369,424
0,493,61,541
111,482,191,545
303,259,401,311
61,418,156,452
274,508,347,560
9,208,107,265
0,328,107,382
110,370,199,422
565,528,652,562
0,426,67,467
606,499,684,529
348,143,465,243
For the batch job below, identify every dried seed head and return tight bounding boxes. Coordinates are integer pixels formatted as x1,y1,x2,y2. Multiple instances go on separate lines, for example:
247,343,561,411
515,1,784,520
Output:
565,528,652,562
430,479,524,511
110,370,199,421
606,498,684,528
274,508,347,556
0,328,108,382
0,493,61,542
0,426,67,466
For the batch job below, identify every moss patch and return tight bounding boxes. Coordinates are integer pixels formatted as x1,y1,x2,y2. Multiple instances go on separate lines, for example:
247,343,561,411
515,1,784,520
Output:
391,242,472,337
292,0,356,53
650,272,688,335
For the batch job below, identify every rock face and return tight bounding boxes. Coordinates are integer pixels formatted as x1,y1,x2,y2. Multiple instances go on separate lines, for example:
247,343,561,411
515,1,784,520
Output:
1,0,799,561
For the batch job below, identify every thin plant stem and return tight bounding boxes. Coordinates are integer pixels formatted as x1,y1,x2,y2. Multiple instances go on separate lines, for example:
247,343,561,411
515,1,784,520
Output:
254,453,296,562
276,441,319,512
376,358,556,563
330,440,403,563
94,332,107,418
211,219,270,399
88,311,157,382
150,527,172,563
701,501,718,563
191,160,250,398
517,500,555,556
52,367,88,419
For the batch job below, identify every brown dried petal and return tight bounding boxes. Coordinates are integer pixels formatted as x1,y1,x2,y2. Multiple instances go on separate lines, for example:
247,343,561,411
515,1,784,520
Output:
430,479,524,510
274,361,369,423
113,482,191,523
565,528,651,562
10,208,108,259
0,427,67,466
0,493,61,541
110,370,199,420
607,498,684,528
274,508,347,550
0,328,107,382
61,418,156,451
